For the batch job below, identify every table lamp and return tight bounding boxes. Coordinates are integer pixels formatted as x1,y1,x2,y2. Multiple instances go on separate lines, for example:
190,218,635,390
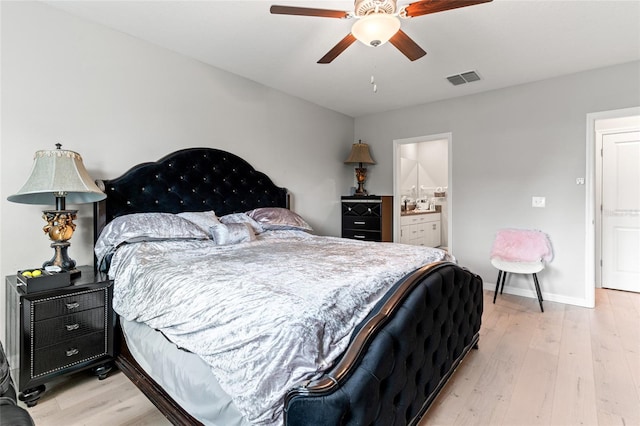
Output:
344,140,376,195
7,144,106,278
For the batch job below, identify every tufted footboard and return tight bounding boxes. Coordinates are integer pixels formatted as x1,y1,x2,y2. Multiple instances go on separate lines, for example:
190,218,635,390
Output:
284,262,483,425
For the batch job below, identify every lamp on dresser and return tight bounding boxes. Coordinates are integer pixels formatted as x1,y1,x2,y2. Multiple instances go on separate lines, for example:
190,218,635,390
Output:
7,143,106,278
344,140,376,195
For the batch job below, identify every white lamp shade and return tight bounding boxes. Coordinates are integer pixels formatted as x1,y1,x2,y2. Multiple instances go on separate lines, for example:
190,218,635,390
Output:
351,13,401,47
7,148,106,205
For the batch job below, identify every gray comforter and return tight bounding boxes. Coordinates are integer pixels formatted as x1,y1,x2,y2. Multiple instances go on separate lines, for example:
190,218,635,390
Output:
108,230,452,425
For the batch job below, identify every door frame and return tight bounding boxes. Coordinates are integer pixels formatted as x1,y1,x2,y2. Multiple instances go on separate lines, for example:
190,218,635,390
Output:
586,106,640,307
393,132,453,250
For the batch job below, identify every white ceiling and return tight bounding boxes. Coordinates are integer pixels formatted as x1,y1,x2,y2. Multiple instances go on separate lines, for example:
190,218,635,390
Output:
45,0,640,118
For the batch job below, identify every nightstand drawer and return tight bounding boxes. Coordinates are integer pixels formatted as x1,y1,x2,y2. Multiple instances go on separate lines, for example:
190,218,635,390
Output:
33,308,105,349
33,289,106,321
33,331,106,377
343,215,381,230
342,229,381,241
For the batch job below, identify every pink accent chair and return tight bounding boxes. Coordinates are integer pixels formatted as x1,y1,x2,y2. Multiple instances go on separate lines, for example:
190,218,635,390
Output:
490,229,553,312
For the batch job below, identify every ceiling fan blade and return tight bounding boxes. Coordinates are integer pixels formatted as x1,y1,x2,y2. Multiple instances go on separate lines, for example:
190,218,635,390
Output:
270,5,349,19
403,0,492,18
389,30,426,61
318,33,357,64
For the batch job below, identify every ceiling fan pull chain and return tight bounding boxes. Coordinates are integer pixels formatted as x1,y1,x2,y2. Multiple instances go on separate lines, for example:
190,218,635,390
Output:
370,75,377,93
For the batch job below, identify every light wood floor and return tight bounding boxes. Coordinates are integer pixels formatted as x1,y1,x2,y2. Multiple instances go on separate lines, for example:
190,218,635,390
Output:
23,289,640,426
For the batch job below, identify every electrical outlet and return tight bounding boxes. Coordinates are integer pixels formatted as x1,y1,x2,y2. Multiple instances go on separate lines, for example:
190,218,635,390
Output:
532,196,546,208
576,178,585,185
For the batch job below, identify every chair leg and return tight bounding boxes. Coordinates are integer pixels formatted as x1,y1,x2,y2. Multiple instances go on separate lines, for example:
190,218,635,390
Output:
500,271,507,294
532,273,544,312
493,270,502,304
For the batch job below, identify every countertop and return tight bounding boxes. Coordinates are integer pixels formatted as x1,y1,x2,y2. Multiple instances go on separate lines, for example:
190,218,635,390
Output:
400,209,440,217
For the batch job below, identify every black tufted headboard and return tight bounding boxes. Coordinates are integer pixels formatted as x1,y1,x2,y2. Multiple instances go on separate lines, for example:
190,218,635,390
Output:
94,147,288,239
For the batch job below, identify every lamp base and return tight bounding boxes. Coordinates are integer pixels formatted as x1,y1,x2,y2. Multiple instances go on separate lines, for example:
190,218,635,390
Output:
354,167,369,195
354,185,369,196
43,241,81,279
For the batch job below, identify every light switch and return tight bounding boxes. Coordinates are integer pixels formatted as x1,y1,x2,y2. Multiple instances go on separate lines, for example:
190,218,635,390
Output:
576,178,585,185
532,196,546,208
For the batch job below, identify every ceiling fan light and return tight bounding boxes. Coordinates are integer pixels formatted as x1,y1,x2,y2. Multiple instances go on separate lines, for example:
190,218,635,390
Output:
351,13,400,47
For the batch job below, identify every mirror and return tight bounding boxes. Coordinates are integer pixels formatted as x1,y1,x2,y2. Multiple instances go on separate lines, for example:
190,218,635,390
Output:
399,141,448,206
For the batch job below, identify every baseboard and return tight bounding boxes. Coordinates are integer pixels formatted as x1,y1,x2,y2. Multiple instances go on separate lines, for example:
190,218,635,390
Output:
483,282,592,308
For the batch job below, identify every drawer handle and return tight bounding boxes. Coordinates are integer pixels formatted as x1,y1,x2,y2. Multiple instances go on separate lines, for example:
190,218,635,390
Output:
432,224,437,230
348,207,352,211
66,302,80,310
65,323,80,331
367,208,371,213
66,348,79,357
354,221,366,225
353,235,366,239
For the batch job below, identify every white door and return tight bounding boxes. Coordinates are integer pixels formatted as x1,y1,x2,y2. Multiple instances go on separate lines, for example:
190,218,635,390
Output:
602,131,640,292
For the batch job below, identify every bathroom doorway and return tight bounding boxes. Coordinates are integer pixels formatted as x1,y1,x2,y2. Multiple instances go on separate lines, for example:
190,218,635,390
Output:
393,133,452,251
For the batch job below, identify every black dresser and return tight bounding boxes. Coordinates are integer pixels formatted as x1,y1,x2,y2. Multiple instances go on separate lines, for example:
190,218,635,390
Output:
341,195,393,242
5,265,115,406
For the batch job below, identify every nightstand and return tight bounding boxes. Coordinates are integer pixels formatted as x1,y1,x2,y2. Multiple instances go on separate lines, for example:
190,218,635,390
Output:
5,265,115,407
341,195,393,242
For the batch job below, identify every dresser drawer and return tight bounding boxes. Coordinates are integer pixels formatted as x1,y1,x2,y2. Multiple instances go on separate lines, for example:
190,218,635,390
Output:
33,288,107,321
343,215,381,230
400,213,441,226
32,331,107,377
342,201,382,217
33,308,106,349
342,229,381,241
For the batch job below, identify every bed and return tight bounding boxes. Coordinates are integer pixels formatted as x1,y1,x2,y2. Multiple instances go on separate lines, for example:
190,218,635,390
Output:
93,147,483,426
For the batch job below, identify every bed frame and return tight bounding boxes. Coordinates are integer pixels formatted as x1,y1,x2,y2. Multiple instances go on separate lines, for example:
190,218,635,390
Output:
93,147,483,425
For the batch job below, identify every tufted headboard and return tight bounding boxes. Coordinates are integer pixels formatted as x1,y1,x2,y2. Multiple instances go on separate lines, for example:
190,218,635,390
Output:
93,147,288,241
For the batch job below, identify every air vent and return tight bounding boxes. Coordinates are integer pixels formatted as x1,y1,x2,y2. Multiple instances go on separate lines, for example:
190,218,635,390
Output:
446,70,481,86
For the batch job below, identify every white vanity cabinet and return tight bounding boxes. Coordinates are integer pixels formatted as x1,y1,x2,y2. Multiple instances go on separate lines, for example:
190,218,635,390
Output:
399,213,441,247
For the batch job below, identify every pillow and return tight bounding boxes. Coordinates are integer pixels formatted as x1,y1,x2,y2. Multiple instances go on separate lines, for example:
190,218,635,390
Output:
209,222,256,245
219,212,264,234
95,213,209,266
246,207,313,232
177,211,220,232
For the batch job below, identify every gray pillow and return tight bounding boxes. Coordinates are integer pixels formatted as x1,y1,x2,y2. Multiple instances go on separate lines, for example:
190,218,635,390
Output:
219,213,264,234
177,211,220,232
95,213,209,266
246,207,313,232
209,222,256,245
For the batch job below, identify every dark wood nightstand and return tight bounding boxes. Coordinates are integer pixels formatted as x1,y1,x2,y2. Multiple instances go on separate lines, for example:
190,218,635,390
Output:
341,195,393,242
5,265,115,407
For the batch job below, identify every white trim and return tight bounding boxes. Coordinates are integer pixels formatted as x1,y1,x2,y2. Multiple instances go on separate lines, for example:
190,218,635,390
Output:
393,132,453,250
585,106,640,309
484,282,592,308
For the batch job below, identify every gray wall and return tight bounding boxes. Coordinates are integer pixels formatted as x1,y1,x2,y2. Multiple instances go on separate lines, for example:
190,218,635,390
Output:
356,60,640,306
0,2,354,342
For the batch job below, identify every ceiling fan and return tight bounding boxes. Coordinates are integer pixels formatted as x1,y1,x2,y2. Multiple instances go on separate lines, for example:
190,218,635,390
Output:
270,0,492,64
